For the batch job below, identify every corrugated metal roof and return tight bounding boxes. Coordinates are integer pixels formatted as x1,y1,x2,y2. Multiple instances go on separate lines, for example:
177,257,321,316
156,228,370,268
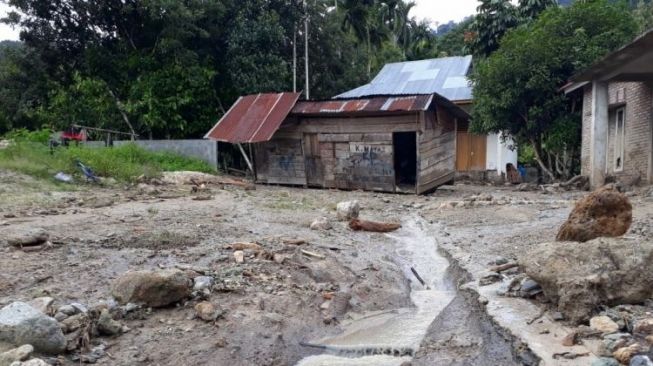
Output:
291,95,434,115
204,93,300,143
335,56,473,102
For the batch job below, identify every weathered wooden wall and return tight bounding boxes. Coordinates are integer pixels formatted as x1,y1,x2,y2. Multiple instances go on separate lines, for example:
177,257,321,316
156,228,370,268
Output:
254,109,459,194
417,107,456,194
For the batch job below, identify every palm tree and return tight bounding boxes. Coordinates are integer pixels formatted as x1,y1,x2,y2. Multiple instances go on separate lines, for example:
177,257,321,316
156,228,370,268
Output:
338,0,378,76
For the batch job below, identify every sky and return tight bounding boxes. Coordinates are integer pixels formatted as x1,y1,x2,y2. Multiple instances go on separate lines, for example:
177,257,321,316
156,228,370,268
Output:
0,1,482,42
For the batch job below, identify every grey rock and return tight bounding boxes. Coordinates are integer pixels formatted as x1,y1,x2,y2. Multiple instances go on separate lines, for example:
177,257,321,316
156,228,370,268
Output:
0,345,33,366
27,297,54,315
310,217,332,231
193,276,214,292
0,302,66,354
96,309,122,336
6,228,49,247
592,357,620,366
631,356,653,366
10,359,49,366
520,238,653,323
336,201,360,221
600,333,632,356
53,312,68,322
70,303,88,314
479,272,502,286
56,305,77,316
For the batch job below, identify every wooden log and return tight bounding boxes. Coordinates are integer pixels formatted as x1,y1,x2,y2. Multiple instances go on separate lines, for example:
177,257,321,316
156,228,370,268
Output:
489,262,519,273
348,219,401,233
225,242,262,251
282,238,307,245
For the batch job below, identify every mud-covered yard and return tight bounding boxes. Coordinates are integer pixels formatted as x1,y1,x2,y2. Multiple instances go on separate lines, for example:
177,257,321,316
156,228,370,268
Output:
1,170,653,366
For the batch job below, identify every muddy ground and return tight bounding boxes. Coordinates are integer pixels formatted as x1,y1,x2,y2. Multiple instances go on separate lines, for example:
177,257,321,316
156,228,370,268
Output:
1,170,653,365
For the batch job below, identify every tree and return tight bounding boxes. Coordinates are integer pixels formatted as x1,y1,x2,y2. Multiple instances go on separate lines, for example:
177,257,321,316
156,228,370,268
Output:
470,0,637,180
633,0,653,32
468,0,519,57
436,17,474,57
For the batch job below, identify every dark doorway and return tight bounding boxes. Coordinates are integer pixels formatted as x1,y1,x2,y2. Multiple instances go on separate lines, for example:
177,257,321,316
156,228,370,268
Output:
393,132,417,188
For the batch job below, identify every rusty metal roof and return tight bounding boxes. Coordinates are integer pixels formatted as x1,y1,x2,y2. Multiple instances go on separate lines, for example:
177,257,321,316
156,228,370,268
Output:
204,93,301,143
291,95,434,115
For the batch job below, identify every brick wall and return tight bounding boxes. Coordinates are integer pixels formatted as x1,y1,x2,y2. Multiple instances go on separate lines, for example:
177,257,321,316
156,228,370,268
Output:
581,82,652,183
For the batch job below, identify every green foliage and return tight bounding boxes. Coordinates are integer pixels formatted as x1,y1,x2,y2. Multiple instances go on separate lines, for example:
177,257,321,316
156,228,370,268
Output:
436,17,474,57
471,0,637,179
633,0,653,32
0,141,215,182
3,128,52,143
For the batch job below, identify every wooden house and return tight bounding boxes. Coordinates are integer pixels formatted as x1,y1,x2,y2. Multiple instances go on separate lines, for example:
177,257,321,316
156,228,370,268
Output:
205,92,469,194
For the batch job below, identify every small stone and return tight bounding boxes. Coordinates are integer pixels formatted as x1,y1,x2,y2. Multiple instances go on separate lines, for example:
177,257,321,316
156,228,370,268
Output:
336,201,360,221
215,338,227,348
97,309,122,335
631,355,653,366
27,297,54,315
601,333,632,356
6,228,49,247
645,335,653,345
552,312,565,321
310,217,332,231
634,318,653,336
591,316,620,334
479,272,502,286
562,331,578,347
614,344,648,365
53,312,68,322
194,302,218,322
193,276,214,292
591,357,620,366
70,303,88,314
0,344,34,365
57,305,77,316
59,313,87,334
233,251,245,264
11,359,49,366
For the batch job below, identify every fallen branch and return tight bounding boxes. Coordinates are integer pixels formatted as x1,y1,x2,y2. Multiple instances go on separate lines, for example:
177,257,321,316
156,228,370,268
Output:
301,249,325,259
489,262,519,273
410,267,430,289
349,219,401,233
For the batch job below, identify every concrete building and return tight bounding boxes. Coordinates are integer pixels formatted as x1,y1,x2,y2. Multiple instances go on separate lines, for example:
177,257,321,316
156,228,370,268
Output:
564,29,653,189
337,56,518,179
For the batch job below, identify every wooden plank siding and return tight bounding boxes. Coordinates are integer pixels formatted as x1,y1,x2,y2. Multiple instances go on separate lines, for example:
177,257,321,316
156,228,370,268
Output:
417,108,456,194
254,108,460,194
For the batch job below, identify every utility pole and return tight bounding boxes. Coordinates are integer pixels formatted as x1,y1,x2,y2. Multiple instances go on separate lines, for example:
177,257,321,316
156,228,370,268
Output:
304,0,310,100
293,27,297,93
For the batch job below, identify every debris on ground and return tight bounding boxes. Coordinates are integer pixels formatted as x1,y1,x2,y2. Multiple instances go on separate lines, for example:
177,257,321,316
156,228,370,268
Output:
111,269,192,307
5,228,49,247
556,186,632,242
520,237,653,323
310,217,332,230
349,218,401,232
53,172,73,183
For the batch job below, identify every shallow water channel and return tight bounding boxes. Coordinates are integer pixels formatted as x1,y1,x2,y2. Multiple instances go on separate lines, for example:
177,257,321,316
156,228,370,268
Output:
297,218,455,366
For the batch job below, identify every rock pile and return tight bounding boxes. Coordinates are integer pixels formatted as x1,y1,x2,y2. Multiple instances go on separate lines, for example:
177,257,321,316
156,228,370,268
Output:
556,186,632,242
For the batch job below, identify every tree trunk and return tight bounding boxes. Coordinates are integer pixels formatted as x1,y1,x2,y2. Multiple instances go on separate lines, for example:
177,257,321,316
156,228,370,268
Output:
529,137,556,182
107,89,136,140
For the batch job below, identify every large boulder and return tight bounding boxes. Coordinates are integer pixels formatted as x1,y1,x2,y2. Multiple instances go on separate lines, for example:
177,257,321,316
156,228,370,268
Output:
520,238,653,324
111,269,192,308
0,302,66,354
556,186,632,242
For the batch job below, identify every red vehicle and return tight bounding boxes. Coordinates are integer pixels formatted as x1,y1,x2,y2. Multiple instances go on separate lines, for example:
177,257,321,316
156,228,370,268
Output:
60,127,86,145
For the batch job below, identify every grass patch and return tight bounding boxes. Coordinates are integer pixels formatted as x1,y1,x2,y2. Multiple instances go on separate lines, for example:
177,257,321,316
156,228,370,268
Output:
0,141,216,183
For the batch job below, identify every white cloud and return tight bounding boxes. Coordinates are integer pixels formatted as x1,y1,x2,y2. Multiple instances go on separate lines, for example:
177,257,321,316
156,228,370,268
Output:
410,0,480,27
0,3,20,41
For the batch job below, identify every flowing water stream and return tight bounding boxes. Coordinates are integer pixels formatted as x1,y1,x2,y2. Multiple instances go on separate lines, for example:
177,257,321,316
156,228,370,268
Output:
297,217,455,366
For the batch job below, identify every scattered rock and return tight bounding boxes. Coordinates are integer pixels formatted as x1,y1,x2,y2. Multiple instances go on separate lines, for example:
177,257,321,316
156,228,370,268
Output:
56,305,77,316
601,333,633,356
0,345,33,366
0,302,66,354
336,201,360,221
6,228,49,247
194,302,218,322
631,355,653,366
556,186,632,242
27,298,54,316
591,357,620,366
310,217,332,231
111,269,192,308
562,331,578,347
9,359,49,366
233,251,245,264
59,313,87,334
479,272,502,286
614,343,648,365
591,316,620,334
634,318,653,336
348,219,401,233
520,238,653,323
96,309,122,336
323,292,351,324
193,276,214,292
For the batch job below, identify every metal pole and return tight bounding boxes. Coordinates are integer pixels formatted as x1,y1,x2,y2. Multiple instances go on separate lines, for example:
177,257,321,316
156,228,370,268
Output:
304,0,310,100
293,26,297,93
